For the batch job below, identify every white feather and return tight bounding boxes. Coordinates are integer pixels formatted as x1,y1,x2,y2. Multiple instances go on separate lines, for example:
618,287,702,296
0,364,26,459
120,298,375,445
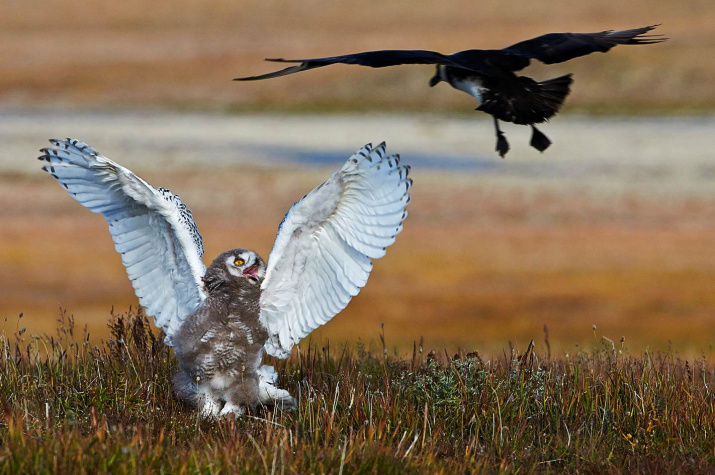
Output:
259,143,411,358
39,138,207,342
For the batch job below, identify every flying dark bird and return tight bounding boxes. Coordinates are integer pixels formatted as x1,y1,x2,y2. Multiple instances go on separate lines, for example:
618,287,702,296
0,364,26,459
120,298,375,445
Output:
235,25,666,157
40,138,411,417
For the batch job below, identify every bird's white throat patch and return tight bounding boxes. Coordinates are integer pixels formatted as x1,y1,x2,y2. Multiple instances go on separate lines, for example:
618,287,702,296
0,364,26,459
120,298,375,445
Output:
451,76,484,104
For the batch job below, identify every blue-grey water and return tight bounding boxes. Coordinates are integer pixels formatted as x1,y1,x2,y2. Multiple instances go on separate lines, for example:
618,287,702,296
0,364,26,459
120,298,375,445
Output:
1,110,714,197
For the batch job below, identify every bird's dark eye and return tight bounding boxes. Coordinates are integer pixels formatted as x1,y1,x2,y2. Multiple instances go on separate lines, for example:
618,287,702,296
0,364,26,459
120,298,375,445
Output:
234,258,245,266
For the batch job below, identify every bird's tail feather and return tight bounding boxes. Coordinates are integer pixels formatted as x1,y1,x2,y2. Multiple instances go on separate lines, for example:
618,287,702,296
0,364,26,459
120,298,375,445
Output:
534,74,573,120
478,73,573,125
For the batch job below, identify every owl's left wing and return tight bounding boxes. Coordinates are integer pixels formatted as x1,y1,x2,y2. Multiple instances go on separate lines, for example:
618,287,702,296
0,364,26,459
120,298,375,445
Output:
259,143,411,358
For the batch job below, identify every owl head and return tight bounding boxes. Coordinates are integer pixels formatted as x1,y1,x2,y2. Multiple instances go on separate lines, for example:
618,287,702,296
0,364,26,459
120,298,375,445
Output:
203,248,266,293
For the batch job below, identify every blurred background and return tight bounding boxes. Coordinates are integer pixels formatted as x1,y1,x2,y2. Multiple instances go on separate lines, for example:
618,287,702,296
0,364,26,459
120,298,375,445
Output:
1,0,714,357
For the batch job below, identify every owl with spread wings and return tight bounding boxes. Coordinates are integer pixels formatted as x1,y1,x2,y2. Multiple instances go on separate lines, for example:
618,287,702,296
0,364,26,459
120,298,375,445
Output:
39,139,411,417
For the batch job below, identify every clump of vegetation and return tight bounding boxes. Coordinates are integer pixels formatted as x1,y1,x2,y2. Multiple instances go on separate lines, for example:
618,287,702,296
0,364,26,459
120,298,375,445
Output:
1,309,713,474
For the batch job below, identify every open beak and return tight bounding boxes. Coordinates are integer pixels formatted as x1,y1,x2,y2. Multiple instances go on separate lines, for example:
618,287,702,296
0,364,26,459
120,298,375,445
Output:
242,265,259,279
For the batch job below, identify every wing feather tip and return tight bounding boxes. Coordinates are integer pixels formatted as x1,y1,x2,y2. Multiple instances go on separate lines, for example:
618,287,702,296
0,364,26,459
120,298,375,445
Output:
374,142,387,160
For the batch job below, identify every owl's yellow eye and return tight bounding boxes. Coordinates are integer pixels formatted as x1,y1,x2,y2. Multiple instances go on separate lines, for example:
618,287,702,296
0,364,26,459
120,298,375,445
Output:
234,258,245,266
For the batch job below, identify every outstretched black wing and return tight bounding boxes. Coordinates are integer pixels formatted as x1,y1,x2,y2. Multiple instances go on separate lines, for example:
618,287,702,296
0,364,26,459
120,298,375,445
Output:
501,25,666,67
235,50,450,81
235,25,666,80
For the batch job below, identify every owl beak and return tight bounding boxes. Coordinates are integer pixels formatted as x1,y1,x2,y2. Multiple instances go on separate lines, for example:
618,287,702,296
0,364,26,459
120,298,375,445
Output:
242,265,259,279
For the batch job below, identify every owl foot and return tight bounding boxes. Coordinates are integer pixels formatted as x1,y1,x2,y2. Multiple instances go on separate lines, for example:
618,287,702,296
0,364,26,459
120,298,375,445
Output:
199,396,223,418
258,365,297,411
260,383,297,411
219,402,247,417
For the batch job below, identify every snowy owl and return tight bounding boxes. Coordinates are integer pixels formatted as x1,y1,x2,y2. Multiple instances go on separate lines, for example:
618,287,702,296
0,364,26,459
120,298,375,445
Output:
39,138,411,416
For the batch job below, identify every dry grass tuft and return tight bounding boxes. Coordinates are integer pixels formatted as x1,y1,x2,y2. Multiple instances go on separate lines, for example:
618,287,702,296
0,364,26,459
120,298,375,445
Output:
1,310,714,473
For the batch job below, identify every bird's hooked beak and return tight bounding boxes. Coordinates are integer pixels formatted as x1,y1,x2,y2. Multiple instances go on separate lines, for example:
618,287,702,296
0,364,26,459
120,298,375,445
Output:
242,265,260,280
429,66,442,87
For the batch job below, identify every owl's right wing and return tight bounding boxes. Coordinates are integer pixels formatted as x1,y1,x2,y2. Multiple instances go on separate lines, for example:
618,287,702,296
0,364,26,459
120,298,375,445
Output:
259,143,411,358
39,138,207,341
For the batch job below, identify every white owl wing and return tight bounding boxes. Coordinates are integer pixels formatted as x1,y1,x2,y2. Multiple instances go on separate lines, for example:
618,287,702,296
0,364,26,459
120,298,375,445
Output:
259,143,412,358
39,138,207,341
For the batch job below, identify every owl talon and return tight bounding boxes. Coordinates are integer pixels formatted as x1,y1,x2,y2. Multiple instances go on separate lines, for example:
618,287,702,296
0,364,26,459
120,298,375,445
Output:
199,397,223,418
259,382,297,411
219,402,246,417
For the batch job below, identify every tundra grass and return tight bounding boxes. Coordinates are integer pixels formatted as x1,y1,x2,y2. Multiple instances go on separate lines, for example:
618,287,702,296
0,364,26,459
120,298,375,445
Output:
1,309,713,474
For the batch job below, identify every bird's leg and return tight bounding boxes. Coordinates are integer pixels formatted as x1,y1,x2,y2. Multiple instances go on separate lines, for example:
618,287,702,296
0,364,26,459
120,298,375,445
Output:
493,117,510,158
529,125,552,152
216,373,262,417
219,402,246,417
193,380,224,418
198,394,223,418
258,365,297,410
258,381,297,411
